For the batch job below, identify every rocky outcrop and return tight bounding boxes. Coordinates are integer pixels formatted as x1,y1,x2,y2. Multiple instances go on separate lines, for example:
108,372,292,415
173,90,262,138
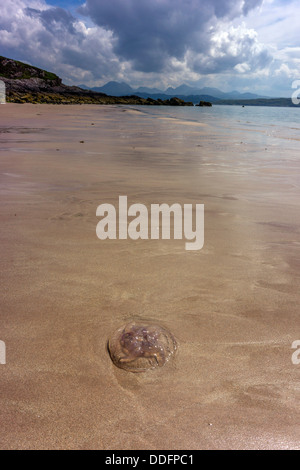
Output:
145,96,193,106
1,76,64,93
0,56,194,106
196,100,212,107
167,97,193,106
0,56,60,81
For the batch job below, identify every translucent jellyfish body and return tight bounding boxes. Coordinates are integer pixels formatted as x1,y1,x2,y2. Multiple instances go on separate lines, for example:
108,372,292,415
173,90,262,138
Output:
107,321,177,372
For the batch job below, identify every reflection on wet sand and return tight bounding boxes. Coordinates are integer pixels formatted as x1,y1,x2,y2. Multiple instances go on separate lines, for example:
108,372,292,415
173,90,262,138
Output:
0,104,299,450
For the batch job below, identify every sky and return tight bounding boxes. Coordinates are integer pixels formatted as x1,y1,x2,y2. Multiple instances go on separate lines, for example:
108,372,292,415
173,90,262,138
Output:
0,0,299,96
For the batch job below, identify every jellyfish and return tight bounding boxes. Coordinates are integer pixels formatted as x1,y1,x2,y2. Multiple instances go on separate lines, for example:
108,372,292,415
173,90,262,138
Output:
107,321,177,372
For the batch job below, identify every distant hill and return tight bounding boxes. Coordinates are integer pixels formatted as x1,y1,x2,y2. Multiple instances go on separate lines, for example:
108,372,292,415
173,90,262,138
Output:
81,81,298,106
164,85,232,98
191,87,268,100
131,92,220,104
83,80,270,100
92,81,134,96
163,86,270,100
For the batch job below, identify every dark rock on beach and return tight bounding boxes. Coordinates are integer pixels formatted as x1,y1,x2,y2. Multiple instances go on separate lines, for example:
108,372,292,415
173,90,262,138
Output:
196,100,212,107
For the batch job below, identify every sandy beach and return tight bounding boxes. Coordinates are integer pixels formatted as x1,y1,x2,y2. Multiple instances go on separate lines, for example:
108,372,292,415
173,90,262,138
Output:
0,103,299,450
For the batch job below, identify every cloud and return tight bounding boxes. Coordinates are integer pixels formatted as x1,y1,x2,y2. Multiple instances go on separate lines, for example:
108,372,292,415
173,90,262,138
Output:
190,23,272,74
78,0,266,73
26,6,77,35
0,0,121,84
234,62,251,73
1,0,296,96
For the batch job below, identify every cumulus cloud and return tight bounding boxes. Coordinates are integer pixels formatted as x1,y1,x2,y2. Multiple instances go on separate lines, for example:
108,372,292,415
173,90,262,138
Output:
234,62,251,73
79,0,266,73
0,0,122,84
274,62,300,79
188,23,272,74
2,0,295,95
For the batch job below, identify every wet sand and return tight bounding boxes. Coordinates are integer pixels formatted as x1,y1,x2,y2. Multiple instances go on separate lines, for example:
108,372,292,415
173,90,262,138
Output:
0,104,299,450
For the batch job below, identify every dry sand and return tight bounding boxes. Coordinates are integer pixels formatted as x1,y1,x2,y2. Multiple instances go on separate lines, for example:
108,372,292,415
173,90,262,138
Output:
0,104,299,449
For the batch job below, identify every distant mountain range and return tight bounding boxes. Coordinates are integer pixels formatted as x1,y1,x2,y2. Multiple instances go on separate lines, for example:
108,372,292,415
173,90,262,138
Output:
78,81,271,101
1,55,295,107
